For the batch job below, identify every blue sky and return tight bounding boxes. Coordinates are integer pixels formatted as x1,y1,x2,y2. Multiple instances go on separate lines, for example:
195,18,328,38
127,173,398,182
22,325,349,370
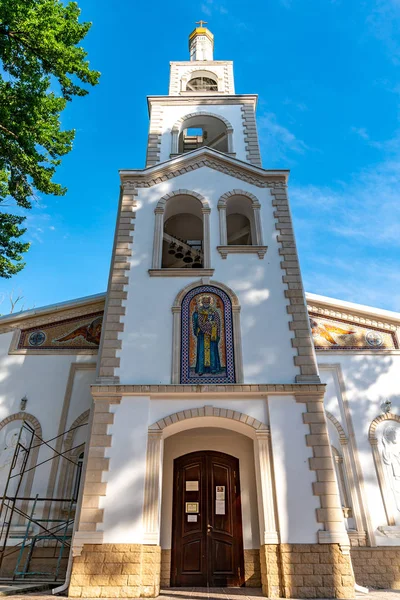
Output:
1,0,400,313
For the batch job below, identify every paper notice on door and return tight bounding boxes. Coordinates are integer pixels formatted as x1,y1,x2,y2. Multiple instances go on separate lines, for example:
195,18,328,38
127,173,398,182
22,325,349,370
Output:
187,514,198,522
215,500,225,515
186,481,199,491
216,485,225,500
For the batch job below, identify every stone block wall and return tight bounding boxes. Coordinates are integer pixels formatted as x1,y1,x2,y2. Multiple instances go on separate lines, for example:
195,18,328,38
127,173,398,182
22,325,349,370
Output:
351,547,400,589
260,543,355,599
244,549,261,587
69,544,161,598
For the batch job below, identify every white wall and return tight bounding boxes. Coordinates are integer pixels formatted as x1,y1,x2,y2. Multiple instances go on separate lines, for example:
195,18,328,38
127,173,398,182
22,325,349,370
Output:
118,168,297,384
158,104,247,163
161,427,260,549
268,394,320,543
318,354,400,546
0,330,96,499
101,396,150,543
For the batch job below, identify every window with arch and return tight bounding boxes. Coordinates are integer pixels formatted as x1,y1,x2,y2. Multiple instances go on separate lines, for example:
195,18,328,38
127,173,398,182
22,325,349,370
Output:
186,76,218,92
171,113,234,157
151,191,211,274
217,191,267,259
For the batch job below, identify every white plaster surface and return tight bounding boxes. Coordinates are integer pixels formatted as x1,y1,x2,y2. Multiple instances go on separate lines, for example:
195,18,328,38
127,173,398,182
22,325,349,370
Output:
160,427,260,549
101,396,150,543
117,168,297,385
318,355,400,546
268,395,320,543
0,329,95,498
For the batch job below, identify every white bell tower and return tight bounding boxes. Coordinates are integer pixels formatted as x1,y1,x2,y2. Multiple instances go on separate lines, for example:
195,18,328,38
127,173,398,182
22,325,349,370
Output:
189,21,214,61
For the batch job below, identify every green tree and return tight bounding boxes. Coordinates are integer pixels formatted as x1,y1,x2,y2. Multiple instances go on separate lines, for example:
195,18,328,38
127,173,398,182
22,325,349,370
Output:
0,0,99,278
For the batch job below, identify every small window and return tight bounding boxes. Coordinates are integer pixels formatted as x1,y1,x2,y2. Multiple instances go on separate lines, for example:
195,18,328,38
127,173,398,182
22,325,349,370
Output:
187,76,218,92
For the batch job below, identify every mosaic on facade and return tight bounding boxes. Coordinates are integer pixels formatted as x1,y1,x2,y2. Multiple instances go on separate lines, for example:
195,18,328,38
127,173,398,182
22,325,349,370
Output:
17,312,103,351
181,285,235,384
309,314,397,350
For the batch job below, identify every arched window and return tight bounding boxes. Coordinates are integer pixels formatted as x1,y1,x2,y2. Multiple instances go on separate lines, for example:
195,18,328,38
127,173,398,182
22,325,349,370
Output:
151,191,211,274
186,76,218,92
217,191,267,259
171,113,234,157
162,197,204,269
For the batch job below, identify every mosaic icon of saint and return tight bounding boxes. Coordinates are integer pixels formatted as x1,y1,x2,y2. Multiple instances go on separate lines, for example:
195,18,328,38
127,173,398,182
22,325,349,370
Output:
192,295,222,376
382,424,400,512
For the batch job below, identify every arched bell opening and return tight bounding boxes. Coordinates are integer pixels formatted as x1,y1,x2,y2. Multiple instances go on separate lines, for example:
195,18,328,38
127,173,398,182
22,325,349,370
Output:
186,75,218,92
226,195,256,246
161,195,204,269
178,115,229,154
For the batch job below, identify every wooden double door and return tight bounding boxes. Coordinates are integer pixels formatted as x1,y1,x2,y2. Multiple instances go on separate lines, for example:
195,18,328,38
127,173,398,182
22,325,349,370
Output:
171,451,244,587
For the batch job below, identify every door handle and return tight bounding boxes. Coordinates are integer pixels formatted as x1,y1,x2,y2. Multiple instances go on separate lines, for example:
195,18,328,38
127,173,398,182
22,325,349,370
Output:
207,524,213,533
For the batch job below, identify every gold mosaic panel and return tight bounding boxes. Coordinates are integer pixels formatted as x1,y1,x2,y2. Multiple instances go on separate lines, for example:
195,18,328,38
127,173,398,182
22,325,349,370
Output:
17,311,103,351
310,314,397,350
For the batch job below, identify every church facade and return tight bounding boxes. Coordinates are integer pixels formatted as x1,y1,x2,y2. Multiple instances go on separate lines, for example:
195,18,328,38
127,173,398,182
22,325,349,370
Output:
0,26,400,599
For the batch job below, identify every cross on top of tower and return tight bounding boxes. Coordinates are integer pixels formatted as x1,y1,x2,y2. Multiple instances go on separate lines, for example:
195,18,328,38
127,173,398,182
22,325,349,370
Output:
196,20,208,28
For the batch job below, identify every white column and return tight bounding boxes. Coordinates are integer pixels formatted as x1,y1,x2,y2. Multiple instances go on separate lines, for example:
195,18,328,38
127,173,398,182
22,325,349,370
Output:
152,208,164,269
143,430,164,544
341,440,365,534
218,205,227,245
202,207,211,268
253,203,263,245
227,128,234,154
171,129,179,155
255,430,279,544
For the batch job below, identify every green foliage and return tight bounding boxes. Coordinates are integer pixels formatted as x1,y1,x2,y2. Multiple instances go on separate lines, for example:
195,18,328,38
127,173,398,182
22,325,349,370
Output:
0,0,100,278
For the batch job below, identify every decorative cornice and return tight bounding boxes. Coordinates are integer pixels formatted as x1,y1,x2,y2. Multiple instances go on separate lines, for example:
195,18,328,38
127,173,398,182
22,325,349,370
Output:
308,304,399,332
217,246,267,259
90,383,326,398
120,149,288,189
0,294,105,330
0,300,105,337
147,94,258,111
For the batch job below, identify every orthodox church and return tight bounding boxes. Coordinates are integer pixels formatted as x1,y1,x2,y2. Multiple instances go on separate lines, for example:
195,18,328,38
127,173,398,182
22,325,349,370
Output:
0,25,400,599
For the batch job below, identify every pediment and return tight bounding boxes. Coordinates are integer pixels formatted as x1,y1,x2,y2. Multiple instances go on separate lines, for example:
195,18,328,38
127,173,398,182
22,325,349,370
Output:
120,147,289,190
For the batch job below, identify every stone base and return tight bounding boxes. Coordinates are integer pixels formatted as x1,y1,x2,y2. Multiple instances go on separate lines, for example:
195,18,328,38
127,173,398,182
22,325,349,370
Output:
260,543,355,599
69,544,161,598
351,547,400,589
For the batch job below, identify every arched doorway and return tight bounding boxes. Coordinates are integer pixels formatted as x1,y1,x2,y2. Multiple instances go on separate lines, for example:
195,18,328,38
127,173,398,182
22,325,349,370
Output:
171,450,244,587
